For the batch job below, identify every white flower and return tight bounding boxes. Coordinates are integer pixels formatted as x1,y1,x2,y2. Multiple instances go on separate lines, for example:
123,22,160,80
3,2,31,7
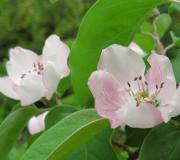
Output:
0,35,70,106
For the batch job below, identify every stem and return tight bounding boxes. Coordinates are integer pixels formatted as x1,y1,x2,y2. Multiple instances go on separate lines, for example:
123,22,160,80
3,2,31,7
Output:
53,92,62,105
152,21,165,54
162,43,175,55
41,98,51,108
112,140,132,153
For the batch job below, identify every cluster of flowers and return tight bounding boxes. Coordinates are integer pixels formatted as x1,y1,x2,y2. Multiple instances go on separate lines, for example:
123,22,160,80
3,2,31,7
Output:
0,35,179,135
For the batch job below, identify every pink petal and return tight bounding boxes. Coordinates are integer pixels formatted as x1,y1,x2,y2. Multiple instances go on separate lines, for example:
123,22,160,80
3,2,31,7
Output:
42,62,61,100
28,111,48,135
118,98,163,128
14,75,47,106
88,70,125,128
146,53,176,104
6,47,39,84
99,44,145,86
42,34,70,78
0,77,19,100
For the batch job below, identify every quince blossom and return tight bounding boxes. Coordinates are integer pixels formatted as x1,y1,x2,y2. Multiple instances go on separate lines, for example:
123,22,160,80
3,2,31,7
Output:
28,111,48,135
0,35,70,106
88,44,180,128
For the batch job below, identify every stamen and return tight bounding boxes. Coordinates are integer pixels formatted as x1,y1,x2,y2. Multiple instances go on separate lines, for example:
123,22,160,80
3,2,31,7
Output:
145,81,149,92
139,76,145,92
134,77,141,91
33,63,36,68
160,82,164,89
37,71,41,75
127,82,135,96
21,74,26,79
127,82,131,87
176,83,179,89
134,77,138,81
156,85,159,90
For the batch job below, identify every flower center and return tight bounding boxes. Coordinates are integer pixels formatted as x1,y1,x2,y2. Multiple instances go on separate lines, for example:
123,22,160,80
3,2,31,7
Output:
20,62,44,79
125,76,164,107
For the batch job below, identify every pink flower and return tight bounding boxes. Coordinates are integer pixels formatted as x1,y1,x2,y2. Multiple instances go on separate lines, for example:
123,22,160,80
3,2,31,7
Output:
88,44,180,128
28,111,48,135
0,35,70,106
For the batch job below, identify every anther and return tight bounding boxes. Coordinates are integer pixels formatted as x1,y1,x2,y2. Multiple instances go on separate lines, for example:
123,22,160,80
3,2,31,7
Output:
160,82,164,89
21,74,26,79
177,83,179,89
139,76,142,80
134,77,138,81
156,85,158,90
33,63,36,68
37,71,41,75
127,82,131,88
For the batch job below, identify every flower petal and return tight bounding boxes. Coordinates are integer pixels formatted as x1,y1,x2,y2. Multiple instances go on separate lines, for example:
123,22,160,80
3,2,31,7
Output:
147,53,176,104
118,98,163,128
88,70,125,128
28,116,42,135
15,75,46,106
129,42,146,57
6,47,39,84
99,44,145,86
42,34,70,78
159,87,180,122
0,77,19,100
42,62,61,100
28,111,48,135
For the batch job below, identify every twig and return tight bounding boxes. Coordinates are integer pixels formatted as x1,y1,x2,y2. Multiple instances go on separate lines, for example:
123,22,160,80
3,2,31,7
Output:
162,43,175,55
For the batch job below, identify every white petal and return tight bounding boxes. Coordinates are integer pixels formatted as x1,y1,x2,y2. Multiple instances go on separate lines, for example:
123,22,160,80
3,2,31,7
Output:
28,116,42,135
0,77,19,100
146,53,176,104
42,62,61,100
118,98,163,128
129,42,146,57
42,34,70,78
28,112,48,135
15,75,46,106
159,87,180,122
100,44,145,86
6,47,39,84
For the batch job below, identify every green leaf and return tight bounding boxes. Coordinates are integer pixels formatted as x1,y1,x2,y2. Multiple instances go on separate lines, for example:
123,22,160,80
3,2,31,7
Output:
69,0,169,105
45,105,77,129
57,76,72,94
0,106,38,160
21,109,109,160
171,53,180,82
154,13,172,38
170,31,180,47
125,127,150,147
169,3,180,13
65,128,118,160
139,123,180,160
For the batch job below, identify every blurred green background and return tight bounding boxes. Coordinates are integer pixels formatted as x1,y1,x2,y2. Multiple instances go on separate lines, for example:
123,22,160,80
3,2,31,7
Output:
0,0,95,123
